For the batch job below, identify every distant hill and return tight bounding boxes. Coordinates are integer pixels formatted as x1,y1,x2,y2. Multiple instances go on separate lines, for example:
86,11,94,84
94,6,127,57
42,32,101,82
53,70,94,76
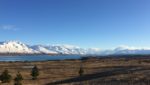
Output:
1,40,150,55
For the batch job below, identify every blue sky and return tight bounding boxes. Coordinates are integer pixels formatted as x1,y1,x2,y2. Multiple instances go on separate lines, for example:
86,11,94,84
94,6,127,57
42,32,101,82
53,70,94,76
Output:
0,0,150,49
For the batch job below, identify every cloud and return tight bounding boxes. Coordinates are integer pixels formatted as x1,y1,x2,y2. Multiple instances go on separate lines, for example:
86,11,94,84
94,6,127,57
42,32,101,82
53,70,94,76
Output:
116,45,150,50
0,25,18,31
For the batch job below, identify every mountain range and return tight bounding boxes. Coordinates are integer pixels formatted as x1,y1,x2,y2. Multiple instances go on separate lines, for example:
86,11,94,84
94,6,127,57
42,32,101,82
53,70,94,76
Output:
1,41,150,55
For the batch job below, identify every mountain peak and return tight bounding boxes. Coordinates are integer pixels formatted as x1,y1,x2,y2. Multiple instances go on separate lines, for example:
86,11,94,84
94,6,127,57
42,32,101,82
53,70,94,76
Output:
3,40,24,45
1,40,150,55
0,40,34,53
115,45,138,51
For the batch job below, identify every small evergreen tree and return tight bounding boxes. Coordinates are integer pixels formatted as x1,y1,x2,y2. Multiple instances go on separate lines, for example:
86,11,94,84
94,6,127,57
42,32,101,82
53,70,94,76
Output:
31,65,39,80
0,69,12,83
14,72,23,85
79,67,84,76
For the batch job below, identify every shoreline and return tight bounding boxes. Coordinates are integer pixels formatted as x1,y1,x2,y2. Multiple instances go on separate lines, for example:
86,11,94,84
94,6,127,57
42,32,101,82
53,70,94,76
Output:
0,55,149,62
0,53,84,56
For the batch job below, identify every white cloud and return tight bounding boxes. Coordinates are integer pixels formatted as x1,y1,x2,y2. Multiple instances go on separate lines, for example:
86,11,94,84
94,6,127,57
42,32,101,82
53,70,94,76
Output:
0,25,18,31
116,45,150,50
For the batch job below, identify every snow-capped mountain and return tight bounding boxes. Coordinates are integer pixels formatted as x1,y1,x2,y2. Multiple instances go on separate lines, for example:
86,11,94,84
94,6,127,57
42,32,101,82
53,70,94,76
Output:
31,45,58,54
100,45,150,55
1,41,150,55
0,41,37,54
31,45,87,54
0,41,100,55
112,45,150,55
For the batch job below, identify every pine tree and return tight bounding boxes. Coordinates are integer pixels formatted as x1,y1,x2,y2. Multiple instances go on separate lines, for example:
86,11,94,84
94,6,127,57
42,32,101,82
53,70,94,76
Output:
0,69,12,83
31,65,39,80
79,67,84,76
14,72,23,85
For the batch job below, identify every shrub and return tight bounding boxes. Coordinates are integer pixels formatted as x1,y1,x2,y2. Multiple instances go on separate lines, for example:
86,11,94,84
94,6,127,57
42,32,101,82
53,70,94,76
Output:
0,69,12,83
31,65,39,80
79,67,84,76
14,72,23,85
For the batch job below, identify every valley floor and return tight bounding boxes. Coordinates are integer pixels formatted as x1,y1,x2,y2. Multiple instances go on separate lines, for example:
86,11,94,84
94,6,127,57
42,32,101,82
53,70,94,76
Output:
0,57,150,85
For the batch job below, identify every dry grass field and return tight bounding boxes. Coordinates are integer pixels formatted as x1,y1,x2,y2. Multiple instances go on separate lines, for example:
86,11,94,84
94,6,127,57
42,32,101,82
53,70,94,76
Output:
0,56,149,85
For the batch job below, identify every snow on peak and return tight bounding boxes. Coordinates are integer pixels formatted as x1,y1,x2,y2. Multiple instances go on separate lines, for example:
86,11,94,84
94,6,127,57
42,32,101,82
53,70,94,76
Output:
99,45,150,55
115,45,150,51
1,41,150,55
0,41,36,54
40,44,86,54
31,45,58,54
50,44,80,49
115,45,138,51
29,44,81,54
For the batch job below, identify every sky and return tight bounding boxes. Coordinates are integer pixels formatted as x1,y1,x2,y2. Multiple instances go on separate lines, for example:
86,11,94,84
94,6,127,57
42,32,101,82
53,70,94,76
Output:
0,0,150,49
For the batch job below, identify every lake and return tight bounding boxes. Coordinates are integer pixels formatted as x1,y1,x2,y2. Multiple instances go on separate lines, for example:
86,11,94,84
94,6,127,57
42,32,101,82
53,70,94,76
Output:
0,55,81,61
